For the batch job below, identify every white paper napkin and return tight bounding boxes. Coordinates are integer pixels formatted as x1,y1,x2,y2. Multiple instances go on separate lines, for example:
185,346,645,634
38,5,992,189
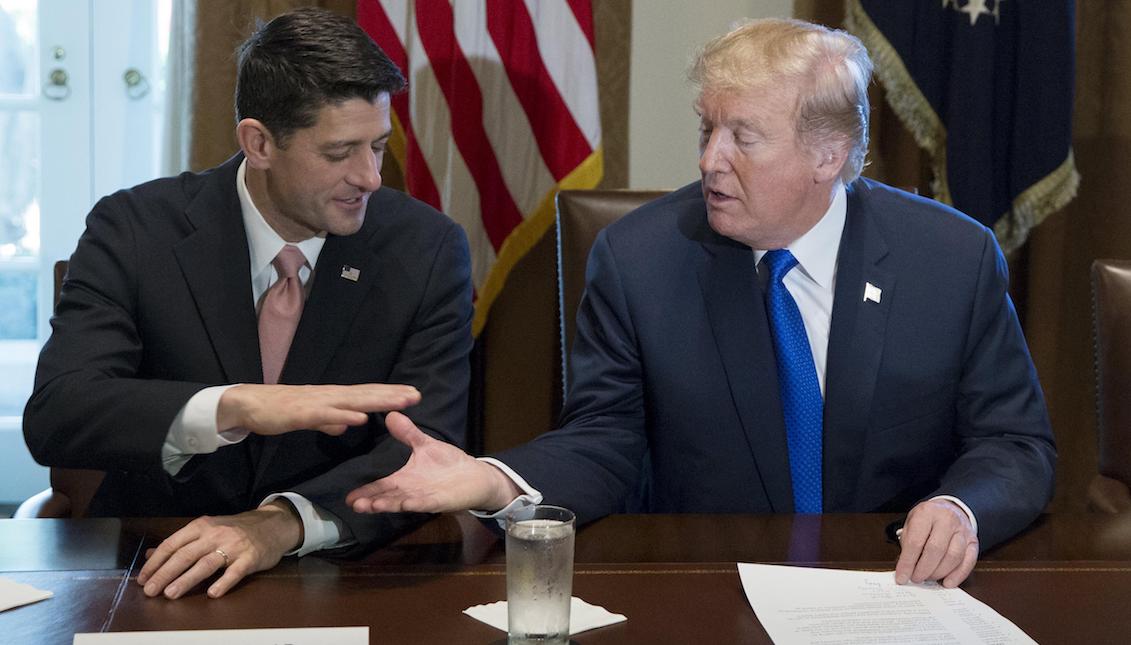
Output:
0,576,53,612
463,596,626,635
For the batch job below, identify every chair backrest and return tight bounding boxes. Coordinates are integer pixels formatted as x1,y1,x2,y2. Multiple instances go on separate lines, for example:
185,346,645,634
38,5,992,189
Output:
1093,259,1131,488
14,260,104,518
555,189,668,393
53,259,67,308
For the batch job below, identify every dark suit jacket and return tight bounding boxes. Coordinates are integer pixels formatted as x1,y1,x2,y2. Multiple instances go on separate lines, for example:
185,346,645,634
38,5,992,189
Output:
23,154,473,555
500,179,1055,550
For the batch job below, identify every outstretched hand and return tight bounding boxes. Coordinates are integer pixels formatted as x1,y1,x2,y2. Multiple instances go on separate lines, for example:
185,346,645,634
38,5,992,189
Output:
217,383,421,436
346,412,521,514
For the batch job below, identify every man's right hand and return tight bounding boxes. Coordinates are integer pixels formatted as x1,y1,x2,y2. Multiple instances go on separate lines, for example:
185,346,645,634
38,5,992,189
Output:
216,383,420,436
137,501,301,599
345,412,522,514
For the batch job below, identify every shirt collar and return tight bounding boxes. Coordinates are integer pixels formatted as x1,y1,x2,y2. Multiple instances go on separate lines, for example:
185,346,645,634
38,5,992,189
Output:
237,158,326,277
753,181,846,289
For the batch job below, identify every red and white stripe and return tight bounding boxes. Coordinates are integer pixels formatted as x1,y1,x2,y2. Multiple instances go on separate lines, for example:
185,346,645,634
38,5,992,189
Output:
359,0,603,334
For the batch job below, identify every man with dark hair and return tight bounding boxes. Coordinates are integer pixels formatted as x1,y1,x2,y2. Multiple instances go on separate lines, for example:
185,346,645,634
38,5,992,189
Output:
24,7,472,599
233,8,407,143
346,18,1055,590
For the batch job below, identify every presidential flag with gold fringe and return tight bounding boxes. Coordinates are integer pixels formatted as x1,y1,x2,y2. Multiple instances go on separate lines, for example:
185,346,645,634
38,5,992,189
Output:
846,0,1079,253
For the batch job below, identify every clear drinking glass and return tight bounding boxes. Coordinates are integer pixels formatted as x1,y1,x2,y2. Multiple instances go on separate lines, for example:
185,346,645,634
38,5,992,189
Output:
505,505,576,644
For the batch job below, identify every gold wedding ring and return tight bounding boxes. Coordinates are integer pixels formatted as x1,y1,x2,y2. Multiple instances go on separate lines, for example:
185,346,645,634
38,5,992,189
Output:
215,548,231,567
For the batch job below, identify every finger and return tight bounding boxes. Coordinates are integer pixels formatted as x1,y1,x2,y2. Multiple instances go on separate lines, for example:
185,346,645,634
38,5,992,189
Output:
314,423,351,435
345,483,381,509
346,476,402,499
910,525,951,583
164,550,227,600
346,481,405,512
346,482,440,514
332,384,420,413
295,408,368,431
941,541,979,588
356,495,428,514
143,546,209,597
385,411,433,449
142,539,216,597
927,531,968,582
138,524,203,584
208,559,253,599
137,549,158,586
361,384,421,410
353,494,434,514
894,520,929,584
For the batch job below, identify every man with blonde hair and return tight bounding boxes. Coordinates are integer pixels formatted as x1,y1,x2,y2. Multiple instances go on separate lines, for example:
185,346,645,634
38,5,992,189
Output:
346,18,1055,588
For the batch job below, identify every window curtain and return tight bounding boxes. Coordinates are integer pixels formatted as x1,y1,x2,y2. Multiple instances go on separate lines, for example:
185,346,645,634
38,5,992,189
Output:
163,0,195,176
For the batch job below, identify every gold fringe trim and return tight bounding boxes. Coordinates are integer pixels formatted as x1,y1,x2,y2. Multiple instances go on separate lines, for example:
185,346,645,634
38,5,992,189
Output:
472,149,605,337
845,0,1079,253
994,151,1081,253
388,110,408,173
845,0,952,205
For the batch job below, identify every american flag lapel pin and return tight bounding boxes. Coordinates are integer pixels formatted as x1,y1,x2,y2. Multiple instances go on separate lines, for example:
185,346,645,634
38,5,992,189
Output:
863,281,882,304
340,265,361,282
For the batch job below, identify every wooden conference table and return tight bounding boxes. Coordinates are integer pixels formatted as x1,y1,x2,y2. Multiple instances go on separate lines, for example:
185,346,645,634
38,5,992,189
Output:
3,512,1131,643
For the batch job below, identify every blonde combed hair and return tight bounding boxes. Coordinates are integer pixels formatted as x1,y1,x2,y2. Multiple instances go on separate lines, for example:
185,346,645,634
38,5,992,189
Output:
689,18,873,182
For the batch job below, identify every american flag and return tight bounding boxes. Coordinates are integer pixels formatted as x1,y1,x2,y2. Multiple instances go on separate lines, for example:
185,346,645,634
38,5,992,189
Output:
359,0,604,335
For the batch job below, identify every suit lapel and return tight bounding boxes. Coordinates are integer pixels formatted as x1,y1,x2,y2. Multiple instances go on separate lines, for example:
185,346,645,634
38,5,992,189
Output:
696,228,795,513
823,181,894,511
173,157,262,385
281,225,384,385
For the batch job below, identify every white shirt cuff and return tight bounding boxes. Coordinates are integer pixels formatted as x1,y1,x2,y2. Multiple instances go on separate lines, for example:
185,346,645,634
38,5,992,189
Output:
930,495,978,537
469,457,543,524
162,384,247,475
261,492,355,557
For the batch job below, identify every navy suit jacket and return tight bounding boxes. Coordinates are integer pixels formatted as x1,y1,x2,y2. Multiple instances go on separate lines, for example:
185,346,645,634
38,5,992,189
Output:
500,179,1055,550
24,154,473,555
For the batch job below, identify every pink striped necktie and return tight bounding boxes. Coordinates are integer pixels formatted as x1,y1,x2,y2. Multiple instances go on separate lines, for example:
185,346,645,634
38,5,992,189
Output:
258,245,306,385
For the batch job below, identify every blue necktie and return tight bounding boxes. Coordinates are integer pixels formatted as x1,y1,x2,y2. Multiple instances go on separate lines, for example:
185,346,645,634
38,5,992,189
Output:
762,249,823,513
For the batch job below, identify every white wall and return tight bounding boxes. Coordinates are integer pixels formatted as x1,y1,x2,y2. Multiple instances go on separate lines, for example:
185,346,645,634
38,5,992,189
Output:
627,0,793,189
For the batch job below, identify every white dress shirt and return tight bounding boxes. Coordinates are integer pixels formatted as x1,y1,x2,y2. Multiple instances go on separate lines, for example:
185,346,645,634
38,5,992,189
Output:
753,181,847,397
160,159,349,556
480,182,977,536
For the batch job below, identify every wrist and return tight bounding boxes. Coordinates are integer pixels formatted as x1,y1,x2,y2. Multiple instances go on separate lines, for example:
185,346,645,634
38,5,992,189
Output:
261,499,304,552
485,463,524,511
216,385,250,433
217,382,258,432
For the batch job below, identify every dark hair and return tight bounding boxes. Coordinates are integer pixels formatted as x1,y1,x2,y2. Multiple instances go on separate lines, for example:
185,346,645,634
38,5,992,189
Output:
235,7,406,146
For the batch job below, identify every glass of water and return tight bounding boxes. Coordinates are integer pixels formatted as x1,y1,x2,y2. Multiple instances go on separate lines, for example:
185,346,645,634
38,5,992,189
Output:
506,505,576,644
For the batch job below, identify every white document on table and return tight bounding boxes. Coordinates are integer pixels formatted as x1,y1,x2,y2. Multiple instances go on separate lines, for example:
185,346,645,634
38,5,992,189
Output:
0,576,53,612
738,563,1036,644
74,626,367,644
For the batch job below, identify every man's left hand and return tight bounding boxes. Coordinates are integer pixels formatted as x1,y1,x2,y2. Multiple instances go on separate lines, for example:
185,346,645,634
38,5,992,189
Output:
136,501,302,599
894,499,979,588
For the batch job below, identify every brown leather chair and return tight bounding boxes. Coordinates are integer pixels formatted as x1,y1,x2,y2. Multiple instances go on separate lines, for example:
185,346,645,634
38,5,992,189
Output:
13,261,105,518
555,189,668,393
1089,259,1131,512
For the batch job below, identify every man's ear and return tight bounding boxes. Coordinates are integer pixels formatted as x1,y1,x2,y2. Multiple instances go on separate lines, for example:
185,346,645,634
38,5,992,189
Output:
236,118,275,169
814,144,849,184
